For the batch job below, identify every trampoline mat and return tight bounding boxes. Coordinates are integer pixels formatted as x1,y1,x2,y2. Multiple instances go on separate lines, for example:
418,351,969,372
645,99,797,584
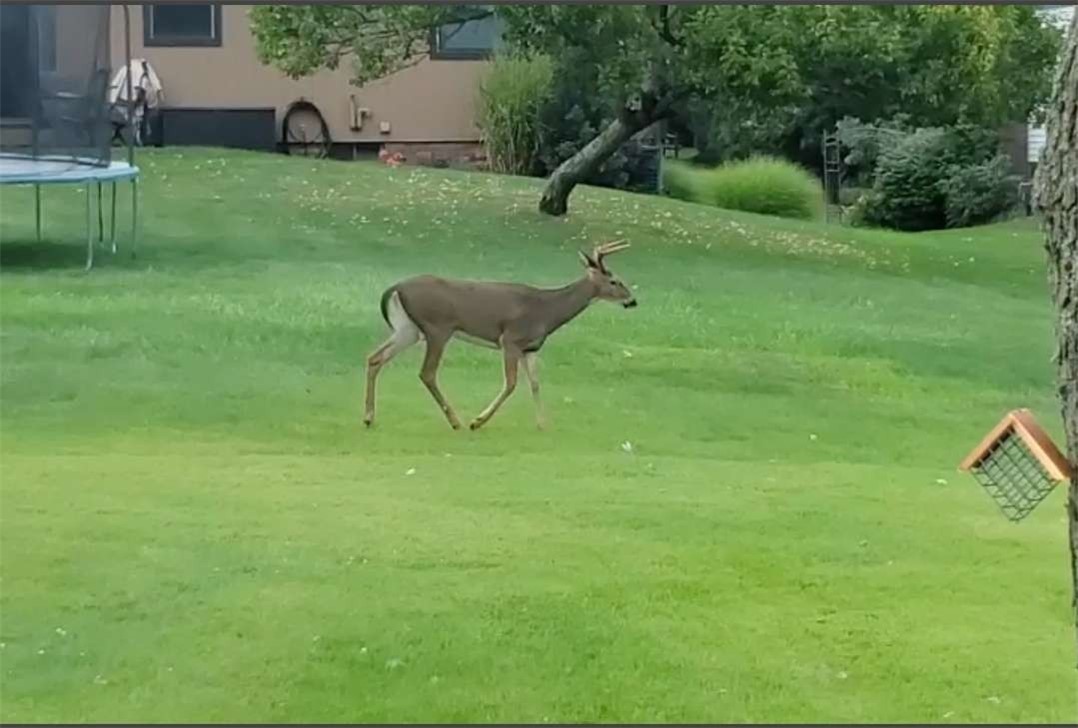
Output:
0,155,138,184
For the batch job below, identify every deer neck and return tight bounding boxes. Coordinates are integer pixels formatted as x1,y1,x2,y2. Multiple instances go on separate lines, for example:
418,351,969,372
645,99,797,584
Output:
540,276,598,336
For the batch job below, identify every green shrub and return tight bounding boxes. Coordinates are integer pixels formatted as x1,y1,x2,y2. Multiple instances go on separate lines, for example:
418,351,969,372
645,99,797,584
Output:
475,54,554,175
857,126,1019,231
538,103,632,189
859,128,953,231
533,56,636,190
847,190,884,228
835,115,912,187
479,47,660,192
661,159,705,203
941,156,1019,228
672,156,823,220
838,185,870,208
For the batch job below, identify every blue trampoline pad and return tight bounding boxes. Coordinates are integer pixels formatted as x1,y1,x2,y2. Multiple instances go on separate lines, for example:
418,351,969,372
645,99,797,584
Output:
0,155,139,185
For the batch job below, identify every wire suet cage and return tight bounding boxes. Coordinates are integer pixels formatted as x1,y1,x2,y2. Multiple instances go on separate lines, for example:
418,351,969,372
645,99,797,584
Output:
959,409,1071,522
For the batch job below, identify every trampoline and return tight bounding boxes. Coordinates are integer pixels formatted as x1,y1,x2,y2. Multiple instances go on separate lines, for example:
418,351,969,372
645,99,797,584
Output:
0,4,140,270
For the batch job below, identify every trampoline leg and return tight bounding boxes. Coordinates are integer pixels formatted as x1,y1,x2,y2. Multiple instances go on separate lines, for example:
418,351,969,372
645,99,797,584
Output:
85,183,94,271
110,182,117,254
34,185,41,242
131,178,139,259
97,181,104,245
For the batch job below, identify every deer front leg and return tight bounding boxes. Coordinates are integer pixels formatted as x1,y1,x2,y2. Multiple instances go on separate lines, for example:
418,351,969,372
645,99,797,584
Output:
470,344,521,431
419,334,463,430
522,352,546,430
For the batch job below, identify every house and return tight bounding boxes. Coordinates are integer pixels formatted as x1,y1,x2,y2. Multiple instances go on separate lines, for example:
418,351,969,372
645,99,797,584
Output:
1026,4,1076,177
1002,4,1076,180
108,4,502,166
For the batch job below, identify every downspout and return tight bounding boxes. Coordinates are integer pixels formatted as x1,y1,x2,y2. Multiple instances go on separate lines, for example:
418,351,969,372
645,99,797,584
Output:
123,4,133,165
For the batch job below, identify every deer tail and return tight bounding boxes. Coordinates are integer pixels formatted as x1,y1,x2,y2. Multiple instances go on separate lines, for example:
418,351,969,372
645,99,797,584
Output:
379,285,397,329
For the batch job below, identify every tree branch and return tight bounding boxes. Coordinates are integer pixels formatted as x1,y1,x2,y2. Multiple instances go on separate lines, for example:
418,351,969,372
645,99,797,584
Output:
656,4,681,47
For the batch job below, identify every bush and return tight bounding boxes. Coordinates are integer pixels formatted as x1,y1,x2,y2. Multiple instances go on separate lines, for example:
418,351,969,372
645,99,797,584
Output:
665,156,824,220
684,98,794,167
856,126,1019,231
531,50,659,192
537,103,632,189
475,54,554,175
704,157,824,220
662,159,704,203
835,115,912,187
479,48,660,192
838,185,870,208
859,128,953,231
941,156,1019,228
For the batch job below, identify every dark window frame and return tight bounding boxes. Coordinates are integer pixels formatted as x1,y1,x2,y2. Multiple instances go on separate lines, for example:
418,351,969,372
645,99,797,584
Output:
143,4,222,48
429,12,500,61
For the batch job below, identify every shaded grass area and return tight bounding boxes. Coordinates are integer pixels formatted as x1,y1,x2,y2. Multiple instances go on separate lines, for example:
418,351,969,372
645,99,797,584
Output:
0,148,1072,722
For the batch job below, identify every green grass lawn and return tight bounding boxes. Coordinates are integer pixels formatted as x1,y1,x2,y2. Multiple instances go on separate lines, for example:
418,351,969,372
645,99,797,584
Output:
0,148,1074,723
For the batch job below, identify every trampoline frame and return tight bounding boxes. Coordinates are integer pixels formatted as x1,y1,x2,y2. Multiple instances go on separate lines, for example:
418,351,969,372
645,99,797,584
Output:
0,6,140,271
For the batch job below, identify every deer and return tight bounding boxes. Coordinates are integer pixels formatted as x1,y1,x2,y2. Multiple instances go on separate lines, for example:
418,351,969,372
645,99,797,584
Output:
363,241,637,431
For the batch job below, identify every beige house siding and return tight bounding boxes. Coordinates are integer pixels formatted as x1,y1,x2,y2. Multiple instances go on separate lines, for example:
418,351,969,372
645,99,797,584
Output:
109,4,487,146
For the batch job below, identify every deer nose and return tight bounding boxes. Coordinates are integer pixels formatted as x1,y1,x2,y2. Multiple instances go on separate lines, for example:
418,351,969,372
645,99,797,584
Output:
623,299,638,309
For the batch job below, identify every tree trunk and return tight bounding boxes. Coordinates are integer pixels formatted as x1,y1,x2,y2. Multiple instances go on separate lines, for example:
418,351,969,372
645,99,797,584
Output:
538,113,653,216
539,88,675,216
1033,13,1078,664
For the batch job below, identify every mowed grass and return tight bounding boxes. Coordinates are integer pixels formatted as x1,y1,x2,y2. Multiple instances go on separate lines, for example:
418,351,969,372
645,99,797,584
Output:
0,148,1073,723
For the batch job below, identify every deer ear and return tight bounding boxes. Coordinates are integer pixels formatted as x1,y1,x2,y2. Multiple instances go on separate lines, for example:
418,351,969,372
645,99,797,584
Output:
579,251,598,269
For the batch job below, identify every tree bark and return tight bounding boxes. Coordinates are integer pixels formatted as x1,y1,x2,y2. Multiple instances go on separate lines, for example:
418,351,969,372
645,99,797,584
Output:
1033,13,1078,664
538,92,673,216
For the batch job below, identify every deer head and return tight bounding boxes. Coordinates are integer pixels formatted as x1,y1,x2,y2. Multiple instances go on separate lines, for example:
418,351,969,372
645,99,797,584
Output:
578,240,637,308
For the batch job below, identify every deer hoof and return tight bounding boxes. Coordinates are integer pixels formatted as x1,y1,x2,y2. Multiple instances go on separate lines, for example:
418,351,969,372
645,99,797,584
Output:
468,420,483,431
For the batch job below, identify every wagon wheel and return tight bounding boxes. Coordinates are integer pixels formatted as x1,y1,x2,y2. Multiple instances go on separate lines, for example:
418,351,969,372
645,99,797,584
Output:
282,101,331,158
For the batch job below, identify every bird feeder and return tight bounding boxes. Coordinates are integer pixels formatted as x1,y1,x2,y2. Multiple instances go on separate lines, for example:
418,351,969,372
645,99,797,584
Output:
959,409,1072,522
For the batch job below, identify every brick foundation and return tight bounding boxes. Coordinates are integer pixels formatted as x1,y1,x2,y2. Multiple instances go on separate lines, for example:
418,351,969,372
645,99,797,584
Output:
380,141,487,170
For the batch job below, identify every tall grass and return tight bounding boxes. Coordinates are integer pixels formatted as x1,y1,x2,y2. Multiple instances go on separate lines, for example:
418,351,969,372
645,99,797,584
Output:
475,54,554,175
664,156,824,220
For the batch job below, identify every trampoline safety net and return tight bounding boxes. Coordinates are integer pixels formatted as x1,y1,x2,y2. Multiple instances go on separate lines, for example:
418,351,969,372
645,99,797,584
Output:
0,3,112,177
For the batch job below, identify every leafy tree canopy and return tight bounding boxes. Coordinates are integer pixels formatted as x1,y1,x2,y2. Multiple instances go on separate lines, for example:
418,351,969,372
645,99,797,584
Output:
250,4,1061,213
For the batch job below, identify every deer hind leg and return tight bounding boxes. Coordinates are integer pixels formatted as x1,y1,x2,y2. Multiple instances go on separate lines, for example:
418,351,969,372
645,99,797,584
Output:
470,344,521,431
522,351,546,430
419,333,463,430
364,296,420,427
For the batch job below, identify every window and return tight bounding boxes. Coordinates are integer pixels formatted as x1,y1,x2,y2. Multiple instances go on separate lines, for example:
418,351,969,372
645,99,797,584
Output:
431,12,503,60
144,4,221,47
36,5,55,72
0,3,31,117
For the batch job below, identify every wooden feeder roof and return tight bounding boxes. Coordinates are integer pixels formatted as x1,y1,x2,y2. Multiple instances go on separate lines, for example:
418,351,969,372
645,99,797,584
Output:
960,408,1072,481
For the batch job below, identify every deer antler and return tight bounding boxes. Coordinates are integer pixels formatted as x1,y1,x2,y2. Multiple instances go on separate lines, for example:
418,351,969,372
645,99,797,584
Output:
591,240,631,269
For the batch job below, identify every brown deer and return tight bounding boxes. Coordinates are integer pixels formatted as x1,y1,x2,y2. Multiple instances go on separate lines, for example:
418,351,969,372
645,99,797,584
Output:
364,241,637,431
